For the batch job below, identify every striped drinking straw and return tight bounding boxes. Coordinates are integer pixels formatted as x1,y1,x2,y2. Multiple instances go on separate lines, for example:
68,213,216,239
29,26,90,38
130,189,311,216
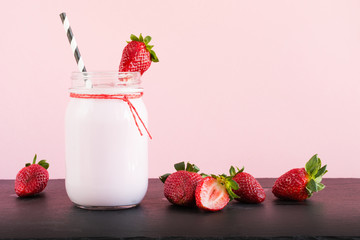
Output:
59,12,92,88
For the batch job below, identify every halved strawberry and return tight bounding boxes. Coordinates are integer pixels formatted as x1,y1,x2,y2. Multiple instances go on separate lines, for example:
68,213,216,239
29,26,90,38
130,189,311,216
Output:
195,175,239,211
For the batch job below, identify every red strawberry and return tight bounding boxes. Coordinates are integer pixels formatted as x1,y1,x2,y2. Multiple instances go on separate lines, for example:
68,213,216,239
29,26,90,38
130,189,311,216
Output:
119,33,159,75
272,154,327,201
229,166,265,203
160,162,202,206
195,174,239,211
15,154,49,197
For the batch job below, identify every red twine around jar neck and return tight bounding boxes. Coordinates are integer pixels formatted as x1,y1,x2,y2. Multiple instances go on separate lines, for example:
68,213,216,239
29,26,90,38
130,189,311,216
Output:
70,92,152,139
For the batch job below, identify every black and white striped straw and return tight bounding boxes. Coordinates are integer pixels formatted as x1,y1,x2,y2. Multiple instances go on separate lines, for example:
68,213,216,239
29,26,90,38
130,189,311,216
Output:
59,12,92,88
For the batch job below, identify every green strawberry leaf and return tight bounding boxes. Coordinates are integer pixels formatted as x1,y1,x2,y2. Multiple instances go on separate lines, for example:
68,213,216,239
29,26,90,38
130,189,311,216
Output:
304,154,328,197
150,50,159,62
200,173,209,177
130,34,139,42
185,162,192,171
229,166,236,177
146,45,154,51
26,154,37,167
38,160,49,170
314,175,323,183
305,154,320,177
33,154,37,164
316,182,325,191
193,164,200,173
225,179,240,201
315,165,327,179
236,166,245,173
159,173,171,183
229,179,239,190
144,36,151,44
185,162,200,173
139,33,144,42
227,186,240,201
306,178,318,194
174,162,185,171
211,174,218,179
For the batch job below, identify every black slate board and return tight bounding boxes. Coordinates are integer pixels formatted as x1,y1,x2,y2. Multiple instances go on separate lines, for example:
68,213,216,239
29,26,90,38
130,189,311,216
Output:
0,178,360,239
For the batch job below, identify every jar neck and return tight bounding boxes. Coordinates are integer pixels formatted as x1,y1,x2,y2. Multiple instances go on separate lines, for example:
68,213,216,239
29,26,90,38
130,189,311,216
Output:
70,72,142,94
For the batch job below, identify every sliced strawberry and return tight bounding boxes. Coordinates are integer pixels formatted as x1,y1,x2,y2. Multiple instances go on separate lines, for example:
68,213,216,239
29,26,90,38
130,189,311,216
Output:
195,175,239,211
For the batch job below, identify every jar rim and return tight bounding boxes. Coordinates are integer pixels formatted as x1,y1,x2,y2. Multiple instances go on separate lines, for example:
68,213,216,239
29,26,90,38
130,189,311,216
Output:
71,71,141,80
69,71,143,94
70,71,142,93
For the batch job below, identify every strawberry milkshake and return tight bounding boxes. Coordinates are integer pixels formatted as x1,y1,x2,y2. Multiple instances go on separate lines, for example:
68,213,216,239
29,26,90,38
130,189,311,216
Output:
64,34,158,210
65,72,149,209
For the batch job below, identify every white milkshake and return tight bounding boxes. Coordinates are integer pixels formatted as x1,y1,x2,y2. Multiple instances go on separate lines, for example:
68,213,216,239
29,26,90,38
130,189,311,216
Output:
65,72,149,209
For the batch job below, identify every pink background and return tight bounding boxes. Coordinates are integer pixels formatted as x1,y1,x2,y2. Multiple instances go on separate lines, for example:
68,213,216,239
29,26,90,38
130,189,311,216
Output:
1,0,359,179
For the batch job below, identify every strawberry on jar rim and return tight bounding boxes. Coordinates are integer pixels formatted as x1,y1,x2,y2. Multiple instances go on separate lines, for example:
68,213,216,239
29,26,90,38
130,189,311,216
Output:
15,154,49,197
119,33,159,75
160,162,203,207
272,154,328,201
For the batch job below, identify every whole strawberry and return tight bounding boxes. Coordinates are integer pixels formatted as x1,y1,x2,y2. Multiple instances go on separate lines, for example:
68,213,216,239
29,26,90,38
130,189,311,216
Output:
160,162,203,206
119,33,159,75
195,174,239,211
15,154,49,197
272,154,327,201
229,166,265,203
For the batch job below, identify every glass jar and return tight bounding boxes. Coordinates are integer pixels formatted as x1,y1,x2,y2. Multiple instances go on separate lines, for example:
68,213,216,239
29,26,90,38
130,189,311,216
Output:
65,72,150,210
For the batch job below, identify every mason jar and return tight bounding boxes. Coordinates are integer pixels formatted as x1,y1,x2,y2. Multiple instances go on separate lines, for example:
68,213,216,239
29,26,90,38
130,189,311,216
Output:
65,72,150,210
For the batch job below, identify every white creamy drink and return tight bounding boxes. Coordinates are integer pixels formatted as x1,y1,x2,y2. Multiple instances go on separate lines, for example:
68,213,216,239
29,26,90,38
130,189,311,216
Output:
65,72,149,209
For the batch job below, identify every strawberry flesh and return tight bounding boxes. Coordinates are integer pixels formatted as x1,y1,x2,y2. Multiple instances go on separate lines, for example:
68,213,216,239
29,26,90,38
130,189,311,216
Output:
195,176,230,211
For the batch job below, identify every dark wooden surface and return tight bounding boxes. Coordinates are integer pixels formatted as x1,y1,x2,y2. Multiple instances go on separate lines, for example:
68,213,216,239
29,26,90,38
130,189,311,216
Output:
1,178,360,239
